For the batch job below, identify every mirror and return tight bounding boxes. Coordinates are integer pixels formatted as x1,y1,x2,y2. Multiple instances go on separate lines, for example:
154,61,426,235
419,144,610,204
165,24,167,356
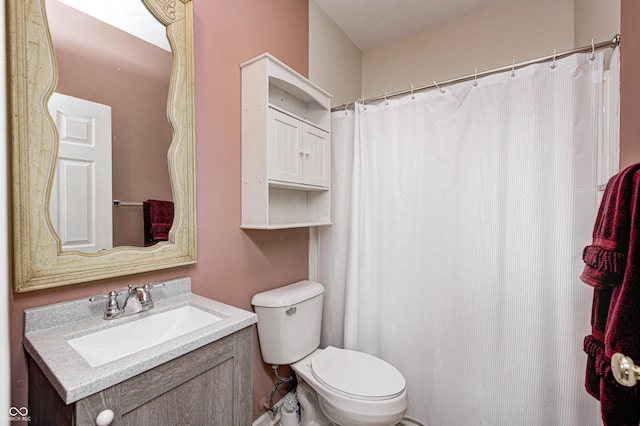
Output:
9,0,197,292
45,0,174,251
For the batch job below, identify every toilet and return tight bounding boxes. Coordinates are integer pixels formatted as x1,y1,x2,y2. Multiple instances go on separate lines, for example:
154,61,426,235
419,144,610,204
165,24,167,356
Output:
252,280,408,426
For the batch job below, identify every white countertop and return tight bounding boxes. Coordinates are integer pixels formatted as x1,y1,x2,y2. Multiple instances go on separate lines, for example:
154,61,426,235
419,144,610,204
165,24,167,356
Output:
23,277,257,404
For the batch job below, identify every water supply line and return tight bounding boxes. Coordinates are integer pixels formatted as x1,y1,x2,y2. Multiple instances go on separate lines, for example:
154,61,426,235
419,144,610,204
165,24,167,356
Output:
265,365,295,415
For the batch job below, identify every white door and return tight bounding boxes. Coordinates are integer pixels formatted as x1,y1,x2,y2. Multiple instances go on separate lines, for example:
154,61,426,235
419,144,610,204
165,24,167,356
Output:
302,124,329,187
48,93,113,253
268,108,303,184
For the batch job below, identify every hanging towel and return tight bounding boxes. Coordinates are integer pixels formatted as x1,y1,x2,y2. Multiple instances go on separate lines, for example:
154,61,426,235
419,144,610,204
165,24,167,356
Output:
581,163,640,426
143,199,174,246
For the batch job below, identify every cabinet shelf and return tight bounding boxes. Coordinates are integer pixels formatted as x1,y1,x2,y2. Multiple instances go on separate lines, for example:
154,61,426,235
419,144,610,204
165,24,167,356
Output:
268,104,327,133
269,180,331,191
241,53,332,230
241,221,332,230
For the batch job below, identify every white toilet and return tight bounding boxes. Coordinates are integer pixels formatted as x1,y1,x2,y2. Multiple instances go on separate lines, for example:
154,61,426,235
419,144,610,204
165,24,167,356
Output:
252,280,408,426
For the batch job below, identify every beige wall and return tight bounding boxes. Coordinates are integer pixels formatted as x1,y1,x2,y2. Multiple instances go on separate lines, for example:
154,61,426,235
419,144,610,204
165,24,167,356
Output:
308,0,362,107
575,0,620,47
310,0,621,105
620,0,640,167
310,0,625,165
361,0,575,98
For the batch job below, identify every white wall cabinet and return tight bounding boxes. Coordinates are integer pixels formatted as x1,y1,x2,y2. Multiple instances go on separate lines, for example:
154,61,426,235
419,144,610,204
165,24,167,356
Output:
269,108,329,188
242,53,332,229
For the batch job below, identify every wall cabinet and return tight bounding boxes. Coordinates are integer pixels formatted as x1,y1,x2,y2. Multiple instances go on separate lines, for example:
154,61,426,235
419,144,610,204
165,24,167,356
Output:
269,109,329,188
241,53,332,229
28,327,253,426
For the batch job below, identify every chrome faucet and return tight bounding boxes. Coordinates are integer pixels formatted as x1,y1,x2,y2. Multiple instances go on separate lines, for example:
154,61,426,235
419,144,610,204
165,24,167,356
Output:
90,283,165,320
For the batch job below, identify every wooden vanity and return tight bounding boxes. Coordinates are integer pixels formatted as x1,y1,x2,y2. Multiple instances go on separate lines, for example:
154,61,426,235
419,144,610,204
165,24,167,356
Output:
23,278,257,426
28,327,252,425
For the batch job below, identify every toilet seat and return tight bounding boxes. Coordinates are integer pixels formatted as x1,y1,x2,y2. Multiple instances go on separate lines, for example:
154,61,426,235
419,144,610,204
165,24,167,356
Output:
310,346,406,401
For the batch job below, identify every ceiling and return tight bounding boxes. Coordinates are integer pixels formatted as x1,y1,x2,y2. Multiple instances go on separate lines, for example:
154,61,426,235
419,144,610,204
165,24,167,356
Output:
314,0,504,51
54,0,169,51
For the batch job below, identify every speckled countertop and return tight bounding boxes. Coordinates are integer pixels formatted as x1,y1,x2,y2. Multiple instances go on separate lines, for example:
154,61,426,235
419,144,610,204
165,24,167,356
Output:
23,277,257,404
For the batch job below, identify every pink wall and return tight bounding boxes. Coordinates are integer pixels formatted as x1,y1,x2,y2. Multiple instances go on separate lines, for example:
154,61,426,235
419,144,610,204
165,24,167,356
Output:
9,0,309,421
15,1,637,422
620,0,640,168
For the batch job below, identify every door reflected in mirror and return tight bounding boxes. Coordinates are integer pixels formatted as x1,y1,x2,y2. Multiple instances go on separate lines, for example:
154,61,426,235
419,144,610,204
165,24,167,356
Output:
46,0,173,252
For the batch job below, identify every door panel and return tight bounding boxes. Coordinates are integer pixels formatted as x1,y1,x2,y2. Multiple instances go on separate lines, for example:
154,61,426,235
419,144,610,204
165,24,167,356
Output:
302,124,329,187
48,93,113,252
268,108,303,184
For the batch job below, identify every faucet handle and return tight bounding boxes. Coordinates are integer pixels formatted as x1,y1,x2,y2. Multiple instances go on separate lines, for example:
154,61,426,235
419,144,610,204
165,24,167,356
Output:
88,289,122,303
147,282,166,290
136,286,152,308
89,290,123,319
136,283,165,310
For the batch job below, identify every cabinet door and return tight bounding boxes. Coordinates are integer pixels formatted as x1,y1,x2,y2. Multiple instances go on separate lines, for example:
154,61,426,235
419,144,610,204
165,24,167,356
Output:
268,108,303,184
28,328,252,425
302,124,330,187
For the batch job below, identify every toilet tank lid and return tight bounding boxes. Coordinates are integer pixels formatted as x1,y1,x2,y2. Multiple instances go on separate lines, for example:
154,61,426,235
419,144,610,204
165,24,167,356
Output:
251,280,325,307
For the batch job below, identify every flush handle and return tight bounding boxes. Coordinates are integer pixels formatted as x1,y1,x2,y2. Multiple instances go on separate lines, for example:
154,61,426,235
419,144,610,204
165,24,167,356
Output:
286,307,297,316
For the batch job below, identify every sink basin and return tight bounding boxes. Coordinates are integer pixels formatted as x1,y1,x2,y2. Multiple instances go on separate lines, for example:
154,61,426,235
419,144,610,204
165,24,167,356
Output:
67,305,223,367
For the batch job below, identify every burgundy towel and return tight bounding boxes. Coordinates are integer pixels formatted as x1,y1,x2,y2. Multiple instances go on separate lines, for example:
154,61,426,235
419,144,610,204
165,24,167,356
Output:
143,199,174,246
581,163,640,426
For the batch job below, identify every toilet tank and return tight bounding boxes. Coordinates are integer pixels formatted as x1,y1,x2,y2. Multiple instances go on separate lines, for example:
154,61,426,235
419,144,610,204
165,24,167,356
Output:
251,280,325,365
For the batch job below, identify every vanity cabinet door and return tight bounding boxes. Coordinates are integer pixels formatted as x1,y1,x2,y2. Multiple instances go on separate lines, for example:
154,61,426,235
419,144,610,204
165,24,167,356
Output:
29,327,253,426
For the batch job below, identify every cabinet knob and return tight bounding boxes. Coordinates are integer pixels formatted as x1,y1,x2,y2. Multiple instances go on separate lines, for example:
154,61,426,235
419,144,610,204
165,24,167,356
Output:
96,409,115,425
304,151,310,157
299,150,304,155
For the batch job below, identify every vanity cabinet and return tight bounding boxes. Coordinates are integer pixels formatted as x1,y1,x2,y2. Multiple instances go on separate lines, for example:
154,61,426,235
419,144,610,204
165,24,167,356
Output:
28,327,252,426
241,53,332,229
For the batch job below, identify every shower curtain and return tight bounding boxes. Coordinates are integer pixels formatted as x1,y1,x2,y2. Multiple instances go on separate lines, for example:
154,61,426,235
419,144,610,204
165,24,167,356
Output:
319,50,619,425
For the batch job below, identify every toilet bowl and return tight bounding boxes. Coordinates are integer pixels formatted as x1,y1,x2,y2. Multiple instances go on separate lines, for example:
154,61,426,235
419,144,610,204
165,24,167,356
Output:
251,280,409,426
292,347,408,426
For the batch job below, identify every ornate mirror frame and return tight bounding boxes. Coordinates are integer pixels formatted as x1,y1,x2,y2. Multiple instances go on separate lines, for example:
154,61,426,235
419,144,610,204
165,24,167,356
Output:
9,0,197,292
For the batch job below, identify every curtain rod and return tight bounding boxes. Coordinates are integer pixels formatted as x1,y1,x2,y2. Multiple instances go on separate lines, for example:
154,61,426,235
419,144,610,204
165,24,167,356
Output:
331,34,621,112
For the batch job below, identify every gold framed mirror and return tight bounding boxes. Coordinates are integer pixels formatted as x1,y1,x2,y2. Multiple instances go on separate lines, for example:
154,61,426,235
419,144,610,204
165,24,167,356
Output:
9,0,197,292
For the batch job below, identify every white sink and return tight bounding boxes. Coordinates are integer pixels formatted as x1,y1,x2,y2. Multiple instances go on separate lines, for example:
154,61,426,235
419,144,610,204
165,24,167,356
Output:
67,305,223,367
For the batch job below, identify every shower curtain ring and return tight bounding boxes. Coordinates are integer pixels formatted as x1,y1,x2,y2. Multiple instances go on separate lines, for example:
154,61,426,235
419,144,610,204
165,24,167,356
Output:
511,59,516,77
434,81,445,94
590,38,596,61
474,68,478,87
551,49,557,69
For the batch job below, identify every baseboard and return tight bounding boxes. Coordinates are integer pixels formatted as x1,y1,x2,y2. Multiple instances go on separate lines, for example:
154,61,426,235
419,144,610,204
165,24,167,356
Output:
252,391,295,426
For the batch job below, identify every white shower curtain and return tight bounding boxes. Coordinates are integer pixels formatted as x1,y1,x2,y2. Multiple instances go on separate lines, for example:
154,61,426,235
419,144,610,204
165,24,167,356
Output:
319,50,617,425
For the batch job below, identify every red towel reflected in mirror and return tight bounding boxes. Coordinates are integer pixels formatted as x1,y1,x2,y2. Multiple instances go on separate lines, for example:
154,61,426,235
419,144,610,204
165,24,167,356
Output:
143,199,174,246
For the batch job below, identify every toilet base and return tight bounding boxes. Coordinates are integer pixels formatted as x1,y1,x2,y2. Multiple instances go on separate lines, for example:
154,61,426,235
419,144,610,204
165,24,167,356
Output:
296,380,331,425
295,377,406,426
